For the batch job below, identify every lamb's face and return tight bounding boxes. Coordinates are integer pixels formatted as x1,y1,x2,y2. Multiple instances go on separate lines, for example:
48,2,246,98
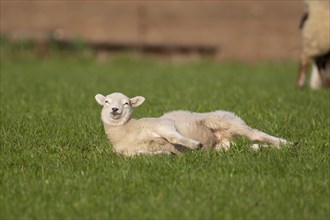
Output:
95,92,145,126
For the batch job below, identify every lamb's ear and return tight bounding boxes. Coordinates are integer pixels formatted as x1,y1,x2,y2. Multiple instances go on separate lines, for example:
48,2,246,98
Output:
130,96,145,107
95,94,106,105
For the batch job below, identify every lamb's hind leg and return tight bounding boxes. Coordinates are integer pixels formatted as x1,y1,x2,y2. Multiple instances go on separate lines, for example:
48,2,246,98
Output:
204,112,289,149
237,127,288,148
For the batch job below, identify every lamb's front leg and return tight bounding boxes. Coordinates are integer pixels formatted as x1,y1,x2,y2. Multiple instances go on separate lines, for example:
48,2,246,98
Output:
150,138,183,155
157,129,203,150
165,132,203,150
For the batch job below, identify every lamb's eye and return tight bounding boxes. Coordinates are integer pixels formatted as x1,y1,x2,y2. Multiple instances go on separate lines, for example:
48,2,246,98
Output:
105,100,109,103
124,102,129,106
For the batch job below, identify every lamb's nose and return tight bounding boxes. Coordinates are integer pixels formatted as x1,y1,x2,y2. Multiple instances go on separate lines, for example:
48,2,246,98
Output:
112,107,119,112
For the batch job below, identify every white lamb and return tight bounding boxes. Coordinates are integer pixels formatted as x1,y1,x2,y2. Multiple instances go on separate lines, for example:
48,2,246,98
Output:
95,92,291,156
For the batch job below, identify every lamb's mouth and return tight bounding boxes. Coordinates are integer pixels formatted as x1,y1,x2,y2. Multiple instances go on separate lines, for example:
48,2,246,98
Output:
110,112,121,118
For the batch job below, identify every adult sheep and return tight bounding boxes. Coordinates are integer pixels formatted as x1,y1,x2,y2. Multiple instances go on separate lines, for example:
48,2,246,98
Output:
296,0,330,89
95,92,293,156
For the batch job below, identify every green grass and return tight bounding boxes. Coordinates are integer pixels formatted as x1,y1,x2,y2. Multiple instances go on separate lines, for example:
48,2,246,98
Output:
1,54,329,219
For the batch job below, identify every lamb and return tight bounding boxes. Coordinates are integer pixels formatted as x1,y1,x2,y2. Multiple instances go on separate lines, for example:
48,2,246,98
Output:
296,0,330,89
95,92,291,156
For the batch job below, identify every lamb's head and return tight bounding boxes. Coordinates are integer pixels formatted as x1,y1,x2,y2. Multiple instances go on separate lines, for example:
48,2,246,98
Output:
95,92,145,126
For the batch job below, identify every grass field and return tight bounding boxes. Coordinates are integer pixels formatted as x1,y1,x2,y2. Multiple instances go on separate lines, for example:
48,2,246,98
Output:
1,53,329,219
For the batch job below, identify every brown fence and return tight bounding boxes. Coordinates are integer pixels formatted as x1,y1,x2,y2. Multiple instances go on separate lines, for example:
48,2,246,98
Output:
0,1,304,61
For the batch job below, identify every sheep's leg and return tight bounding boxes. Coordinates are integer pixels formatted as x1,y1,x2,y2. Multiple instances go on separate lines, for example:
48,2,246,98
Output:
215,139,232,151
236,128,288,148
319,69,330,88
296,55,309,88
204,113,289,148
135,143,182,155
161,131,203,150
315,54,330,88
310,63,323,89
156,140,183,155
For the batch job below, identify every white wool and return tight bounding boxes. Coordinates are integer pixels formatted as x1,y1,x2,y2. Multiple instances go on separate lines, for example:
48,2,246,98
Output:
296,0,330,89
302,0,329,57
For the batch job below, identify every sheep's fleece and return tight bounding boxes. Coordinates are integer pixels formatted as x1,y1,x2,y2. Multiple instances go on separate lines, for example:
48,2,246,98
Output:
95,92,291,156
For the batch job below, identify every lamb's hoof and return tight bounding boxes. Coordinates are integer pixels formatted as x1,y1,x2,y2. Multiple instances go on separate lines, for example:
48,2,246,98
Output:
287,141,299,146
197,143,203,149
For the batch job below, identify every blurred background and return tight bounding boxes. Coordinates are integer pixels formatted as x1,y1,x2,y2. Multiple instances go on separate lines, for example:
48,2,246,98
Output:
0,1,304,62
